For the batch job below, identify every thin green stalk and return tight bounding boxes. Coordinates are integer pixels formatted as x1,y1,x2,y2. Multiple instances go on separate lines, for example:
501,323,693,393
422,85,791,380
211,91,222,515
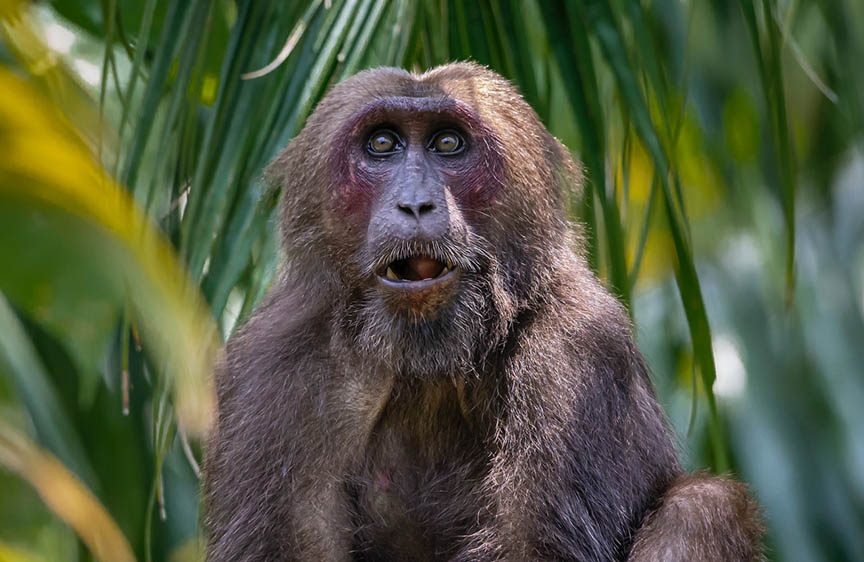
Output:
585,0,727,471
739,0,797,304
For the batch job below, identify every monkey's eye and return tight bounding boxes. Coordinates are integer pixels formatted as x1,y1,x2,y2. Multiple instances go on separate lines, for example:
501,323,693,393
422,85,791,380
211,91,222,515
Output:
367,130,401,155
428,130,465,155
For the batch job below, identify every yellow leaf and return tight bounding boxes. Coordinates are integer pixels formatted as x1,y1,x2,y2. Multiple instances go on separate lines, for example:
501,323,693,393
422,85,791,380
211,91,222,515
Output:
0,3,219,436
0,424,135,562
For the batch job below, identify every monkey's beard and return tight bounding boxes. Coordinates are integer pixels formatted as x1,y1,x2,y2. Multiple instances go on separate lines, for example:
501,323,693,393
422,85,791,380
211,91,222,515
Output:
341,235,514,378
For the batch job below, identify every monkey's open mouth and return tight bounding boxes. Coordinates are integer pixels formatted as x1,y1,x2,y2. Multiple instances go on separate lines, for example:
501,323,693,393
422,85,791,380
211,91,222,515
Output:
377,256,455,286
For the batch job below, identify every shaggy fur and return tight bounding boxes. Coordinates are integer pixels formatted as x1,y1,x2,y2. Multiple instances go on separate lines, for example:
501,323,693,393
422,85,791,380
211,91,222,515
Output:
204,62,764,561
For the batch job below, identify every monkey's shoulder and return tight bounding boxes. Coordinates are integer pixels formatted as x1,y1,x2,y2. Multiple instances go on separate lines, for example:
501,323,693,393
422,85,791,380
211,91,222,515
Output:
218,289,332,396
515,272,640,365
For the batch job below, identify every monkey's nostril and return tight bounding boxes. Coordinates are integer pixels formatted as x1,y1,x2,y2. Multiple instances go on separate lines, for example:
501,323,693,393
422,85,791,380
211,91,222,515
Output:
397,202,435,219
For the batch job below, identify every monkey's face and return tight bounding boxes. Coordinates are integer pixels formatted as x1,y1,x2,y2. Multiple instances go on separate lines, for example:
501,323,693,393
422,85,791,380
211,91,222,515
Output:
274,64,574,374
327,96,505,322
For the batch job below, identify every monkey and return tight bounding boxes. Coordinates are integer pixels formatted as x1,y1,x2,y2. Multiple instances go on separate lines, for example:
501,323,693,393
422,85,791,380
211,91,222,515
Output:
203,62,764,562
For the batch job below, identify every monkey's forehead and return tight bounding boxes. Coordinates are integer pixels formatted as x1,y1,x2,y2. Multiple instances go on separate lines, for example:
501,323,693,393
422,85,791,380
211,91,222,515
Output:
294,63,561,183
322,63,521,123
340,96,485,133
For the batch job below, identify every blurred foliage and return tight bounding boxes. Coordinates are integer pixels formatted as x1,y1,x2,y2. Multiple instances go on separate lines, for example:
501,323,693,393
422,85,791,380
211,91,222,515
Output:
0,0,862,561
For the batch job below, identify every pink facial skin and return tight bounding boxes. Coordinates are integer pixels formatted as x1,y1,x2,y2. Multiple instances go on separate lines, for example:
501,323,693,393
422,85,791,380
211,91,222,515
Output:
327,97,505,221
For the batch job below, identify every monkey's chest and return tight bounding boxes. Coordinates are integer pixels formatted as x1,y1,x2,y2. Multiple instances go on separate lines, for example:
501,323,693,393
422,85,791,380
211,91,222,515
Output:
349,390,491,562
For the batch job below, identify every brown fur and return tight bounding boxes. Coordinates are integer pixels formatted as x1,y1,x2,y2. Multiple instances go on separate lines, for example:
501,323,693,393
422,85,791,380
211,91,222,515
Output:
204,62,764,561
630,473,766,561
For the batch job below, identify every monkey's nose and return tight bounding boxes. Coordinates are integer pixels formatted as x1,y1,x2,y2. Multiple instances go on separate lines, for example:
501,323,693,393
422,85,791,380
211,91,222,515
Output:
392,198,448,241
397,200,436,220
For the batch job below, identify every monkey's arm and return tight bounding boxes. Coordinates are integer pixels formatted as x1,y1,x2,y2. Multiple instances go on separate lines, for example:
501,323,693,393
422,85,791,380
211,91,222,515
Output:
467,288,682,561
473,277,763,561
628,473,765,562
204,294,384,562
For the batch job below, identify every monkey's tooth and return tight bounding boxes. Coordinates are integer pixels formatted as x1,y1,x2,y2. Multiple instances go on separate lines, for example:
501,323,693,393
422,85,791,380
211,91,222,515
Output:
386,266,399,281
437,265,450,278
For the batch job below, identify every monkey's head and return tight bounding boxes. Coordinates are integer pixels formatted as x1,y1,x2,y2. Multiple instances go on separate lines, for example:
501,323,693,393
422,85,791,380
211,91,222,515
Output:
269,63,581,375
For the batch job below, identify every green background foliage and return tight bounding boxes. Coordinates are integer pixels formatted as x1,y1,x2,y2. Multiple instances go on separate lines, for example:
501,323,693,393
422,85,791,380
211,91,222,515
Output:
1,0,863,560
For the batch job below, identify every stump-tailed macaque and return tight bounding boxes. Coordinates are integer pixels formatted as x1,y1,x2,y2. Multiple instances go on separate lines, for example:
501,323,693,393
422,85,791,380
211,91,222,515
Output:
204,63,764,561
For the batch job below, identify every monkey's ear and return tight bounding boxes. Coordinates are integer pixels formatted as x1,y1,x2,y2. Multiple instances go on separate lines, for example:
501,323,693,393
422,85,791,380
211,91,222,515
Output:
553,139,585,208
262,150,288,193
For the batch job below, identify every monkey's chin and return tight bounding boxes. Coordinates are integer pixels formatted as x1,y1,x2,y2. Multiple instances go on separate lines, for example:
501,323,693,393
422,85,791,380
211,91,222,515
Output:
375,268,459,319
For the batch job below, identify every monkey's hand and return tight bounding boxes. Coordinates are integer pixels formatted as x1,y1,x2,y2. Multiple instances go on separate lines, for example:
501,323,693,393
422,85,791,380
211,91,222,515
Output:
628,473,765,562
